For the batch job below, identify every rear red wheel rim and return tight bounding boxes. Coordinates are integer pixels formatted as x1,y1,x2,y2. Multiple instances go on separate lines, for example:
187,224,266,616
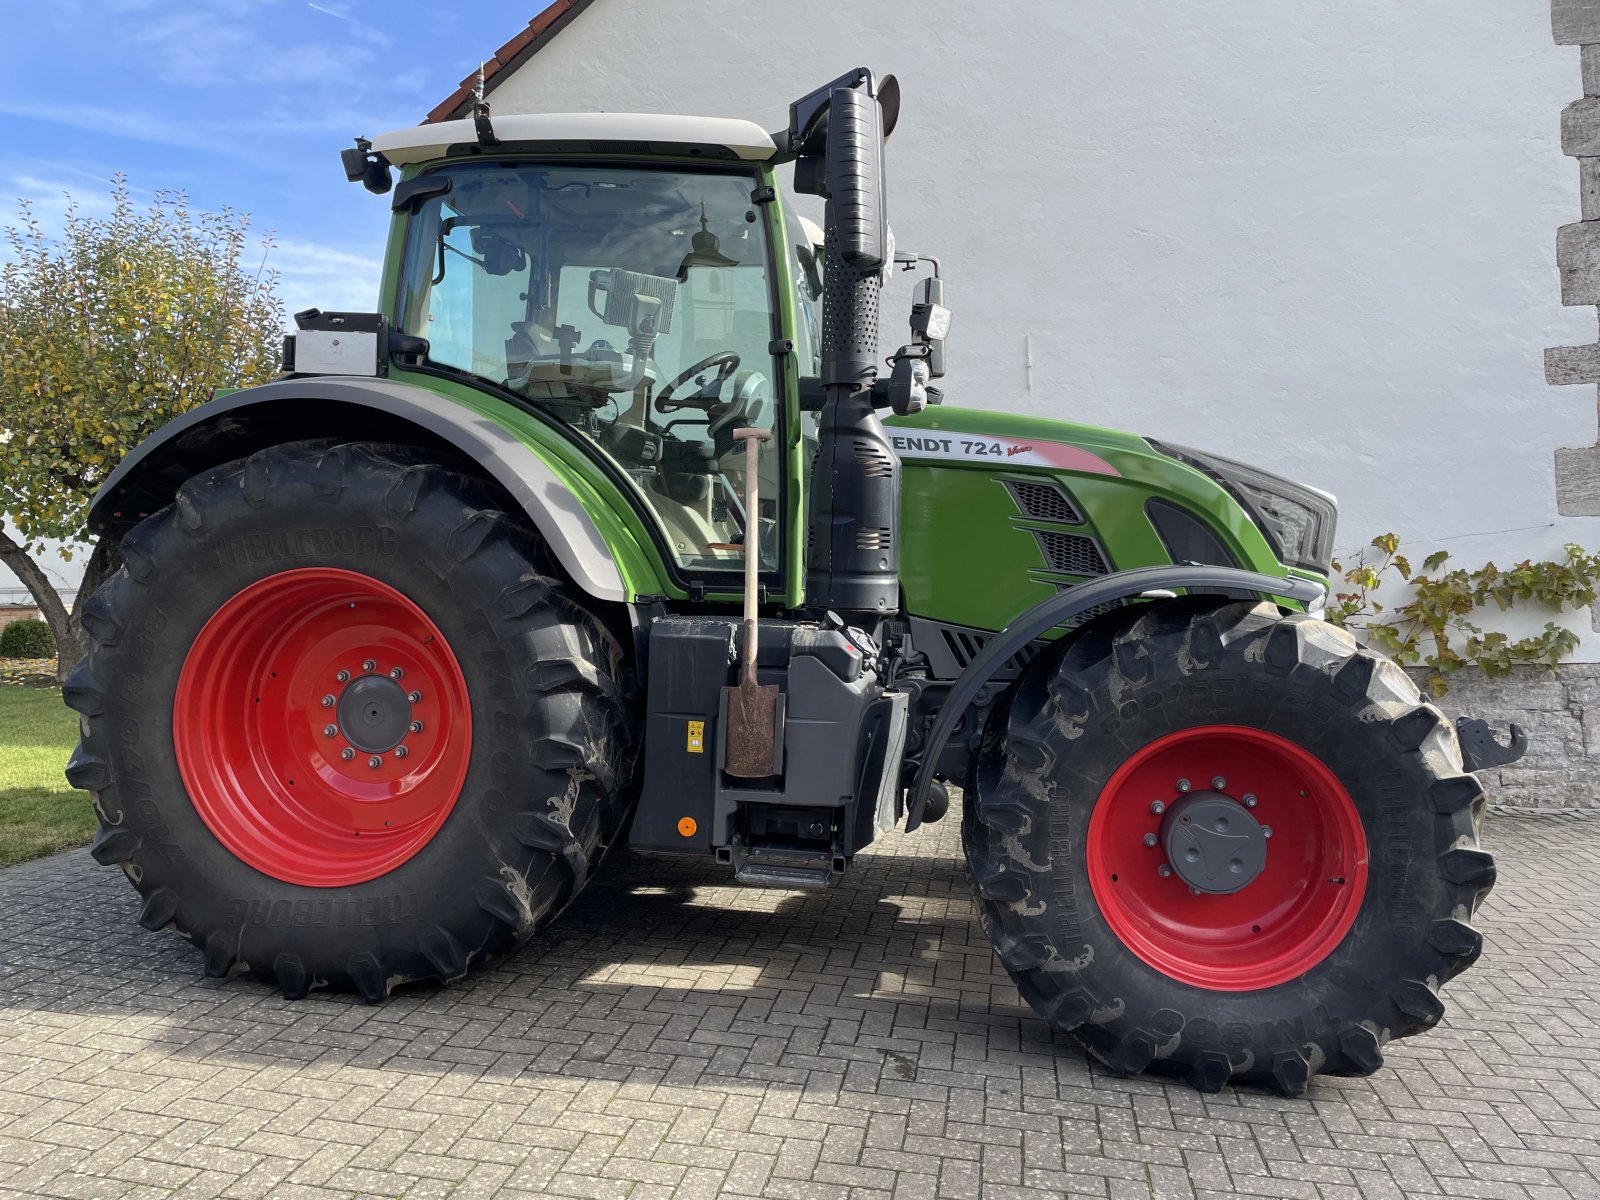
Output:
1086,725,1368,991
174,567,471,887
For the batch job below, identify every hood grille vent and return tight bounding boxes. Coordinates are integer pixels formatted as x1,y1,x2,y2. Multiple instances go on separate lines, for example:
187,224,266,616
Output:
1032,529,1109,577
1005,480,1082,524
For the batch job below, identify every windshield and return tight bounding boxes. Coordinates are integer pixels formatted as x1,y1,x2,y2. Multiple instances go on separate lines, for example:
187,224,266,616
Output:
396,162,782,576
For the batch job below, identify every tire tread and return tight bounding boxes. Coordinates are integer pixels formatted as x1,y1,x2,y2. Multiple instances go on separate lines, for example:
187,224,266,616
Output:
964,597,1493,1095
67,440,636,1001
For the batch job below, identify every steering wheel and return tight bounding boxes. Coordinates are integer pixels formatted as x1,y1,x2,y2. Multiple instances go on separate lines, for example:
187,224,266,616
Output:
654,351,741,413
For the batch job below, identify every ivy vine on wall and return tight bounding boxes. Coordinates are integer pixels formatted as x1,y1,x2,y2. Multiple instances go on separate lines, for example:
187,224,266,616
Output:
1324,534,1600,695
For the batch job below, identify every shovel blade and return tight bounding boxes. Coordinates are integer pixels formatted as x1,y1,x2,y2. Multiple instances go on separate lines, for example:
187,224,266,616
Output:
723,681,782,778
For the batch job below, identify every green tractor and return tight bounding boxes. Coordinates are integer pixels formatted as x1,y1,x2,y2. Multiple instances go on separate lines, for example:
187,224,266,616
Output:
67,71,1517,1095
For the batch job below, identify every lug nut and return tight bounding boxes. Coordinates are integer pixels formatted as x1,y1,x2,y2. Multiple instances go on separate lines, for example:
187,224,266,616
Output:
1176,778,1192,793
1212,776,1226,790
1243,793,1258,808
323,724,338,737
390,667,404,680
321,694,335,708
1262,826,1273,839
362,659,377,673
394,746,409,759
409,720,424,734
407,691,422,704
1150,800,1166,815
1190,885,1201,896
340,748,355,761
368,755,382,769
336,670,350,683
1143,832,1158,847
1157,864,1173,878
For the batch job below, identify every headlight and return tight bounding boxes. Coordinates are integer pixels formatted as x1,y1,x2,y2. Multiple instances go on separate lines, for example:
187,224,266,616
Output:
1147,441,1338,576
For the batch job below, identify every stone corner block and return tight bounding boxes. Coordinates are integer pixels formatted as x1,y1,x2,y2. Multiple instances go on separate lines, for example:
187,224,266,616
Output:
1556,442,1600,514
1556,220,1600,304
1584,44,1600,94
1582,157,1600,219
1555,0,1600,45
1562,98,1600,156
1546,343,1600,384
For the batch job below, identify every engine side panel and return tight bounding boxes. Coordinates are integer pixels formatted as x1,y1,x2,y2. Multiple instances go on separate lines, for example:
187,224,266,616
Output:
886,406,1299,633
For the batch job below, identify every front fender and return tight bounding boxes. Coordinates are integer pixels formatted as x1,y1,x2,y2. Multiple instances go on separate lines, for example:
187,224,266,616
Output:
91,377,636,603
904,565,1326,830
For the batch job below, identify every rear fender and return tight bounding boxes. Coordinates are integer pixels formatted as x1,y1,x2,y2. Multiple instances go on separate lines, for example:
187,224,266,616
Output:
90,377,632,603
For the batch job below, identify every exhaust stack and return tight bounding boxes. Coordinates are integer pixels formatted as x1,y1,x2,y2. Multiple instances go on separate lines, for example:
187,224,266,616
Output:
784,70,901,615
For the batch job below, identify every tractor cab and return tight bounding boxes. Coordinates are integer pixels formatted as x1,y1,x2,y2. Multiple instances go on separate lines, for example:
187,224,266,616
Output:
385,156,803,577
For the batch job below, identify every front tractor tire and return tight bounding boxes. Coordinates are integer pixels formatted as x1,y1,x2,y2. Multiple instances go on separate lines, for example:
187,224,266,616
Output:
65,441,635,1001
965,598,1493,1095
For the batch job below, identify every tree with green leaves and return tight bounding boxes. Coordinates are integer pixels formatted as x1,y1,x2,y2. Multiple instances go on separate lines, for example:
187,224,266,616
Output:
0,179,284,682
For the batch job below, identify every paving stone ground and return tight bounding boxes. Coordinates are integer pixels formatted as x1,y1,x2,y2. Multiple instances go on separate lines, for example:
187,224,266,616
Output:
1,812,1598,1200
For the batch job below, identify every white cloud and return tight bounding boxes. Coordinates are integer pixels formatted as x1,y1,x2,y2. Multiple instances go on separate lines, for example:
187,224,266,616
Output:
0,169,136,260
7,174,119,216
131,0,391,90
0,100,316,161
0,101,217,151
306,0,391,48
0,168,382,319
139,16,352,88
269,235,384,317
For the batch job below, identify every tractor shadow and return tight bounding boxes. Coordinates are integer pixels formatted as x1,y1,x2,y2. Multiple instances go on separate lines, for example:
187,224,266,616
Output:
0,837,1108,1093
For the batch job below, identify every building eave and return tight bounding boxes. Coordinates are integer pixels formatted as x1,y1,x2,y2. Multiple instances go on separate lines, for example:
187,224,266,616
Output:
425,0,600,125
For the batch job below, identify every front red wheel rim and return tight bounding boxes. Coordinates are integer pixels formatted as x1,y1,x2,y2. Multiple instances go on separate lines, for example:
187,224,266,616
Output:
1086,725,1368,991
174,567,472,887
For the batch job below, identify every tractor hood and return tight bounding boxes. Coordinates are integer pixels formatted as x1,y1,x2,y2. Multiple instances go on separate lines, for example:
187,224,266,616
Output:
883,405,1334,633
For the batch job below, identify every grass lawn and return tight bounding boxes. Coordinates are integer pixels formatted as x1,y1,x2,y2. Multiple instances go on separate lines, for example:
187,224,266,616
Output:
0,682,95,868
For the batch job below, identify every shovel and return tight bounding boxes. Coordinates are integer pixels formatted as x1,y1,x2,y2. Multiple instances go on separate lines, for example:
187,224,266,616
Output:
723,426,782,778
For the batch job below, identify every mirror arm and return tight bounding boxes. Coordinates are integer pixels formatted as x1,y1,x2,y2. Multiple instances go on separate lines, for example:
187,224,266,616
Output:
894,252,941,278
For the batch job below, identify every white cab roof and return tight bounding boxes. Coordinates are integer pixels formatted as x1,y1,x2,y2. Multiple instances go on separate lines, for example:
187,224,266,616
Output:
371,114,777,165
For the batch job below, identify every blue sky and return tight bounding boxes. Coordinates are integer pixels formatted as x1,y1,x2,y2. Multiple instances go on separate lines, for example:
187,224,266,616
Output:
1,0,554,316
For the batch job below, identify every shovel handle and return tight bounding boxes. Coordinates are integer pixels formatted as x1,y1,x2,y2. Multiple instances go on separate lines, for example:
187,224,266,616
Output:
733,427,771,684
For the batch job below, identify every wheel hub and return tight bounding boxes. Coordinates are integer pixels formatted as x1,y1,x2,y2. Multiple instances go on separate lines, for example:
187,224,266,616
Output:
1160,791,1268,894
336,674,414,753
1085,724,1368,991
174,567,471,887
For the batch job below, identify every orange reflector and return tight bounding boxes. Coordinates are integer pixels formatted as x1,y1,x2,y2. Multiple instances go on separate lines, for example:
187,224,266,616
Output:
677,817,697,838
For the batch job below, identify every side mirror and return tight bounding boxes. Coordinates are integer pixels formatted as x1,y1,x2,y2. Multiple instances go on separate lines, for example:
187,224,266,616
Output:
911,277,951,378
340,137,393,195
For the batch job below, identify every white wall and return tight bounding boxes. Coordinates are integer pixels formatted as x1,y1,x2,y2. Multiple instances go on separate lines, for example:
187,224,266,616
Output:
490,0,1600,656
0,534,84,602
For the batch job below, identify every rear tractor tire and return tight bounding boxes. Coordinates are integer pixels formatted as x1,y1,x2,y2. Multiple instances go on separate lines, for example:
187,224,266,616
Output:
964,597,1493,1095
65,440,635,1001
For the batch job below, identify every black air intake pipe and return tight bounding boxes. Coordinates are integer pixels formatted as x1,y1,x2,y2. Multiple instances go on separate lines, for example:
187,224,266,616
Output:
790,71,900,614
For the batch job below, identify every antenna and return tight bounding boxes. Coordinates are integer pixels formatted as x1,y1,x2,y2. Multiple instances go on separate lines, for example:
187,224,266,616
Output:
471,61,500,147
